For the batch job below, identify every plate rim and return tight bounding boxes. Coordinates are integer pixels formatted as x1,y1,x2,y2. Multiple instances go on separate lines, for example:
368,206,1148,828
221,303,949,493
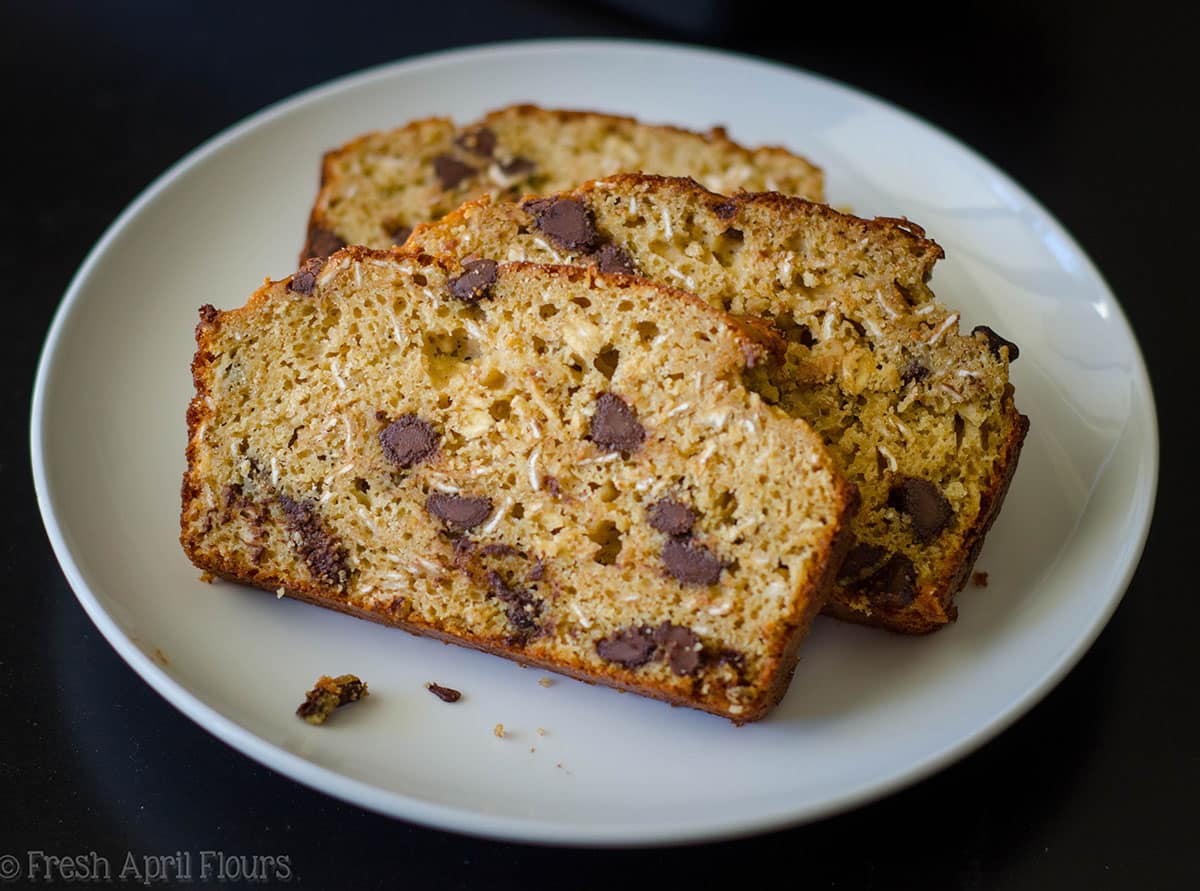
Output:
29,37,1160,847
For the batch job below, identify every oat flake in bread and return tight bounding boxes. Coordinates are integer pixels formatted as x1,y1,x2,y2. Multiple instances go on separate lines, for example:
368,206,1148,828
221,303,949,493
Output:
300,104,823,261
406,174,1029,633
181,249,857,722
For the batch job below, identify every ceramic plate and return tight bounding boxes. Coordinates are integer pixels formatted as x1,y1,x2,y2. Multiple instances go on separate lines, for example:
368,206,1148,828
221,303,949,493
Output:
31,40,1157,845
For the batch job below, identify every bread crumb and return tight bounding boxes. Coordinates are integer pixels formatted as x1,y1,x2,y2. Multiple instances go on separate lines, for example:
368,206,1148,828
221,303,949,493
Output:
296,674,368,725
276,588,286,599
538,677,553,688
537,727,546,736
152,647,169,667
972,571,989,587
493,723,505,738
198,571,215,583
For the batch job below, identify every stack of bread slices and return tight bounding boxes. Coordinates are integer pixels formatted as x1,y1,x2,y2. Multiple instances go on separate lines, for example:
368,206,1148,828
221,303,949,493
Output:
181,105,1026,723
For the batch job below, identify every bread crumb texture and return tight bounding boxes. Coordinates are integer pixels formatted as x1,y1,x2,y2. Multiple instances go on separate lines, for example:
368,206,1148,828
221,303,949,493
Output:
304,105,822,259
407,175,1029,632
181,251,854,721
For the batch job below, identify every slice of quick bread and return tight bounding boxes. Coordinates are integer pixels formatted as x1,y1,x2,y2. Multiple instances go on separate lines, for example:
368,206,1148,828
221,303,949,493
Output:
406,175,1029,633
300,104,823,260
181,249,857,722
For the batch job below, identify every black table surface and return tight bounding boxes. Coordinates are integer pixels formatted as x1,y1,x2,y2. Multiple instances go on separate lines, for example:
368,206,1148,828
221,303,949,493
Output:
5,1,1196,887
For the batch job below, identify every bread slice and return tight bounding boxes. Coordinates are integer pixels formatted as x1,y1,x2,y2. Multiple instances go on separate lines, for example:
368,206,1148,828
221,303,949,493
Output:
300,104,823,261
405,175,1029,633
181,248,857,721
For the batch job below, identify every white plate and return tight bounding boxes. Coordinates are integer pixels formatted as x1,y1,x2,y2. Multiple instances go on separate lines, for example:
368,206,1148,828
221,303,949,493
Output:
31,40,1157,845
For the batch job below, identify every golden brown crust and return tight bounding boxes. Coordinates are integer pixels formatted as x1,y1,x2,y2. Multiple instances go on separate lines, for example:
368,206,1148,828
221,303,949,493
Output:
300,105,823,262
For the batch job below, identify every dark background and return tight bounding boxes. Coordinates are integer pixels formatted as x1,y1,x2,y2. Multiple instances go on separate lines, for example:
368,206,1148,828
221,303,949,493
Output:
5,1,1196,887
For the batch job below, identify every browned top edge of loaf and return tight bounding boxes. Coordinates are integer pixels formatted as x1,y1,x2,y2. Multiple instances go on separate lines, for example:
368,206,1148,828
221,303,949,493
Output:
300,104,824,262
180,248,855,720
408,171,946,280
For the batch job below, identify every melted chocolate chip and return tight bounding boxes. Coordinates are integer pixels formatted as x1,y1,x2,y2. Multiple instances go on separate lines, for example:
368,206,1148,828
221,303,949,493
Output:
379,415,439,467
288,257,325,295
653,623,702,676
972,325,1020,361
486,570,543,638
499,156,536,177
594,243,638,275
888,477,953,542
713,648,747,676
662,538,724,586
861,553,918,609
426,492,493,529
305,226,345,260
454,127,496,157
837,541,889,582
712,201,738,220
447,259,498,303
390,225,413,246
647,499,697,537
528,197,598,251
433,154,477,190
278,495,348,587
478,542,520,558
589,392,645,453
901,360,930,385
426,683,462,703
596,626,657,668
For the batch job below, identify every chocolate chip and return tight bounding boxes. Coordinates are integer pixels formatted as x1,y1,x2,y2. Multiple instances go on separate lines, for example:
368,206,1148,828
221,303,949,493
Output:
662,538,723,586
198,304,218,324
901,360,929,384
296,674,367,724
596,626,656,668
528,558,546,582
972,325,1020,361
379,415,439,467
499,156,536,177
528,197,598,251
278,495,348,587
647,499,696,537
288,257,325,295
653,623,702,676
305,226,345,260
713,648,747,675
426,492,493,529
888,477,953,542
594,243,638,275
486,570,543,638
390,225,413,246
454,127,496,157
426,683,462,703
837,541,889,582
433,154,477,190
447,259,498,303
712,201,738,220
861,553,918,609
589,392,645,453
